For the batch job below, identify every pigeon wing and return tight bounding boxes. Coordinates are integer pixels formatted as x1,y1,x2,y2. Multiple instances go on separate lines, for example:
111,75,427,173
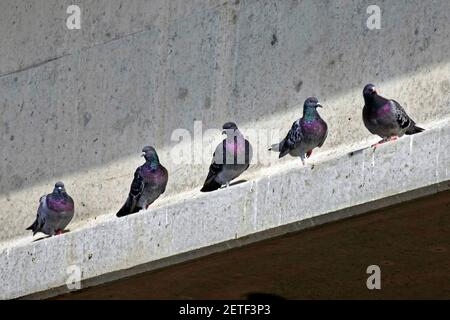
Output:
201,140,226,191
318,120,328,148
279,120,303,158
128,167,145,212
27,196,47,235
159,165,169,194
390,99,413,130
116,167,145,217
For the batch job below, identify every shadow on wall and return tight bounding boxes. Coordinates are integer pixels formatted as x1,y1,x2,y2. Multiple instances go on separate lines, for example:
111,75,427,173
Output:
0,0,449,196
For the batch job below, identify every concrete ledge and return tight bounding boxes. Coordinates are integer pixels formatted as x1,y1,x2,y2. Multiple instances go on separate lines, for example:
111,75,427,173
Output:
2,0,450,244
1,119,450,299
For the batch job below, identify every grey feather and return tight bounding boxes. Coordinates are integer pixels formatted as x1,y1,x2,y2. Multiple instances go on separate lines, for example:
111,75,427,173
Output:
27,183,75,236
117,146,168,217
201,123,252,192
362,84,424,139
270,97,328,164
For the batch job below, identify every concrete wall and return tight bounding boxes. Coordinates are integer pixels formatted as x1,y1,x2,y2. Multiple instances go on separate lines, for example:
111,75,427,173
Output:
1,0,450,244
3,120,450,299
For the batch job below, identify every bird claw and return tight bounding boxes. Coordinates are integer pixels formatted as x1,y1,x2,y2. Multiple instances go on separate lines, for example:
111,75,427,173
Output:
371,141,384,148
371,136,398,148
389,136,399,142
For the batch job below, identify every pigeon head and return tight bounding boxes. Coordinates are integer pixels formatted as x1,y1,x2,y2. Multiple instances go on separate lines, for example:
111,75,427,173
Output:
222,122,239,135
141,146,160,163
53,181,66,195
363,84,378,98
303,97,322,119
304,97,322,109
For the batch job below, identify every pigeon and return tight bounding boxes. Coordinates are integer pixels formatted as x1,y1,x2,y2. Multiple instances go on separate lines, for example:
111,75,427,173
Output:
116,146,168,217
269,97,328,165
27,181,75,236
362,84,424,147
201,122,253,192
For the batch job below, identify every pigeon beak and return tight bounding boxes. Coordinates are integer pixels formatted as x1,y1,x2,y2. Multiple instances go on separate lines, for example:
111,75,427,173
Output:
222,130,226,135
316,103,323,108
141,153,145,157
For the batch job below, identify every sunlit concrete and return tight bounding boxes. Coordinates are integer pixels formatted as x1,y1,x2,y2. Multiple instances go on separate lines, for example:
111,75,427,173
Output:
1,0,450,299
54,190,450,300
1,120,450,299
1,0,450,243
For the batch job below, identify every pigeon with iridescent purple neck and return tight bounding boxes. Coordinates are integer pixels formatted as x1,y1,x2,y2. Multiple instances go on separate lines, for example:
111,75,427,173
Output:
363,84,424,147
27,181,75,236
201,122,253,192
116,146,168,217
269,97,328,165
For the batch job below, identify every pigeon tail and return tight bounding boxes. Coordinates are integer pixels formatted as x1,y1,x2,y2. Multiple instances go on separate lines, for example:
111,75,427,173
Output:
405,125,425,135
116,198,141,218
268,143,280,152
200,179,222,192
26,220,39,236
278,146,290,159
269,142,290,158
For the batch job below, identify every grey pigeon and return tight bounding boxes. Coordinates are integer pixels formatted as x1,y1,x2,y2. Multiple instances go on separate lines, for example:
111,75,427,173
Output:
201,122,253,192
116,146,168,217
27,181,75,236
270,97,328,165
363,84,424,147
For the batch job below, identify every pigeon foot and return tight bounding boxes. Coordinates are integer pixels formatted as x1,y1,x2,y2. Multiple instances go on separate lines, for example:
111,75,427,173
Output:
371,136,398,148
389,136,399,142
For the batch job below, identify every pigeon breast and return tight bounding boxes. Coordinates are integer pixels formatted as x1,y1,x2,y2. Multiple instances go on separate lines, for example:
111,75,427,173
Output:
47,195,74,212
141,164,166,183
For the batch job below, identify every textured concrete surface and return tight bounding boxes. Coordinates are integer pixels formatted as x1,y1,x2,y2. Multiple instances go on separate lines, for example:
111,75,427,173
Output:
1,120,450,299
54,190,450,300
1,0,450,243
